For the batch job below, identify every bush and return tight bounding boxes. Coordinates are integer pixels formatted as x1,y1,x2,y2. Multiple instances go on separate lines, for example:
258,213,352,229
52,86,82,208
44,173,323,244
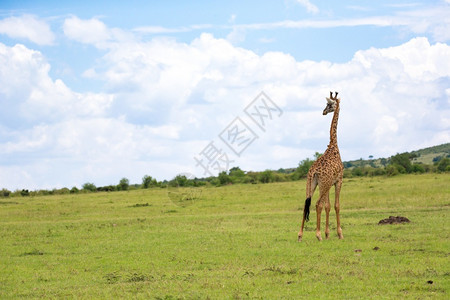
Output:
292,158,314,180
389,153,412,173
370,168,386,176
244,172,258,184
411,163,425,173
54,188,70,195
437,158,450,172
351,167,363,177
259,170,274,183
386,165,399,176
1,188,11,197
142,175,154,189
218,171,232,185
229,167,245,178
169,175,192,187
118,178,130,191
82,183,97,192
97,185,116,192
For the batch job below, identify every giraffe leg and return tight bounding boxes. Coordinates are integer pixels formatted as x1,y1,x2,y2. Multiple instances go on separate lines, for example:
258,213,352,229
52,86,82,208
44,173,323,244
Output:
325,193,331,239
335,179,343,239
298,214,306,242
315,200,323,241
315,189,328,241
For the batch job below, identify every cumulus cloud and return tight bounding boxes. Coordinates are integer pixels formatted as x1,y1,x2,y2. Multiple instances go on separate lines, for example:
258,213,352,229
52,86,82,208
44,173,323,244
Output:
1,18,450,189
63,16,110,45
0,43,113,126
63,16,133,48
72,31,450,173
0,14,55,45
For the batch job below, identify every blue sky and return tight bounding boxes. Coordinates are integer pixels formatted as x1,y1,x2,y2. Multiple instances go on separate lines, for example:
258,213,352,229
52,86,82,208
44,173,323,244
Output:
0,0,449,190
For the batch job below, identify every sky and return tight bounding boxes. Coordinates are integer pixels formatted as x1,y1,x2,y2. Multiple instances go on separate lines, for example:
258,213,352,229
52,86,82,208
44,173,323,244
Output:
0,0,449,190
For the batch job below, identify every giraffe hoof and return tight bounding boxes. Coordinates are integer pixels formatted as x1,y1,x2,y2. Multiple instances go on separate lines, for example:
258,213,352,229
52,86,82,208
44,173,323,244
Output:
316,235,322,241
297,235,302,242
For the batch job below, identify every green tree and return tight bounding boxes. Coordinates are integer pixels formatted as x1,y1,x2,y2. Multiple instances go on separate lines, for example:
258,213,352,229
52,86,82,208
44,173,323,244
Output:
142,175,153,189
351,167,363,177
82,182,97,192
229,167,245,178
293,158,314,180
437,157,450,172
386,165,399,176
259,170,274,183
1,188,11,197
218,171,232,185
389,153,412,173
412,163,425,173
118,178,130,191
169,175,189,187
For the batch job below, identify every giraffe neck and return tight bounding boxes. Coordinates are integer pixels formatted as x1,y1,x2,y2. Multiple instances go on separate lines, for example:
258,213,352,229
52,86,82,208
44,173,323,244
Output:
328,100,340,147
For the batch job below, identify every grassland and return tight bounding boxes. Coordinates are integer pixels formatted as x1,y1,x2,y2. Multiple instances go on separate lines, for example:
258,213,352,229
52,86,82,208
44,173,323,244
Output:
1,174,449,299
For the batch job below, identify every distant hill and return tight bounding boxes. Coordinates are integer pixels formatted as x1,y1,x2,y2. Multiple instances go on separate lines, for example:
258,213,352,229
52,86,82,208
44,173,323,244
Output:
343,143,450,169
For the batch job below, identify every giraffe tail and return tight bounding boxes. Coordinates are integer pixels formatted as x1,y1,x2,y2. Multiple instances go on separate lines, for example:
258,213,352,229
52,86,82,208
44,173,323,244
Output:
304,197,311,222
304,172,315,222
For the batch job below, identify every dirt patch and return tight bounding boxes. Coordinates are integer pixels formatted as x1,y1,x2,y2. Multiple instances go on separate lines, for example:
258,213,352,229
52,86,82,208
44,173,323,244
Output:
378,216,410,225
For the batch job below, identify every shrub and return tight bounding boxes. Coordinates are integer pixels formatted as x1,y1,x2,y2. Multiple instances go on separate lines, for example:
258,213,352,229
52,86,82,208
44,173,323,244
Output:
351,167,363,177
218,171,232,185
293,158,314,180
82,183,97,192
97,185,116,192
54,188,70,195
386,165,399,176
259,170,274,183
1,188,11,197
142,175,153,189
118,178,130,191
411,163,425,173
389,153,412,173
437,158,450,172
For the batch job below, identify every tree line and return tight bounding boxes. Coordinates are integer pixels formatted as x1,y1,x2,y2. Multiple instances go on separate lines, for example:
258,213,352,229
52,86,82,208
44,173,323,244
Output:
1,152,449,198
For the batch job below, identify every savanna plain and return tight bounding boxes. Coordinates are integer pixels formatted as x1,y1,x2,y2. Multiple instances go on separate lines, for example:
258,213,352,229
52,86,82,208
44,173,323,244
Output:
1,174,449,299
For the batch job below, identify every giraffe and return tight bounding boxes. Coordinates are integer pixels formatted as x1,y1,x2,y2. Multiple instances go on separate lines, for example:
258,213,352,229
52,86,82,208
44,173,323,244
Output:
298,91,344,242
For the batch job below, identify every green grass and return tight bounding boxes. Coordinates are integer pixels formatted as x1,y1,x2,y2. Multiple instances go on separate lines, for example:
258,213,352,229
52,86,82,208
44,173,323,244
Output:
1,174,449,299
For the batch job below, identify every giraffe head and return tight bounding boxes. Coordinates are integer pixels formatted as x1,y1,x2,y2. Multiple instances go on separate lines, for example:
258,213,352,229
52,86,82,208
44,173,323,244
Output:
323,91,339,115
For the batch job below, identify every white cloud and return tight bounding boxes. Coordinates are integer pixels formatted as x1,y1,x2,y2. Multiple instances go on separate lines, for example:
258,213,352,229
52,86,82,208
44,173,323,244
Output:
92,32,450,167
225,3,450,42
133,24,212,35
398,5,450,42
1,19,450,189
0,14,54,45
0,43,113,125
296,0,319,14
63,16,134,48
63,16,110,45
